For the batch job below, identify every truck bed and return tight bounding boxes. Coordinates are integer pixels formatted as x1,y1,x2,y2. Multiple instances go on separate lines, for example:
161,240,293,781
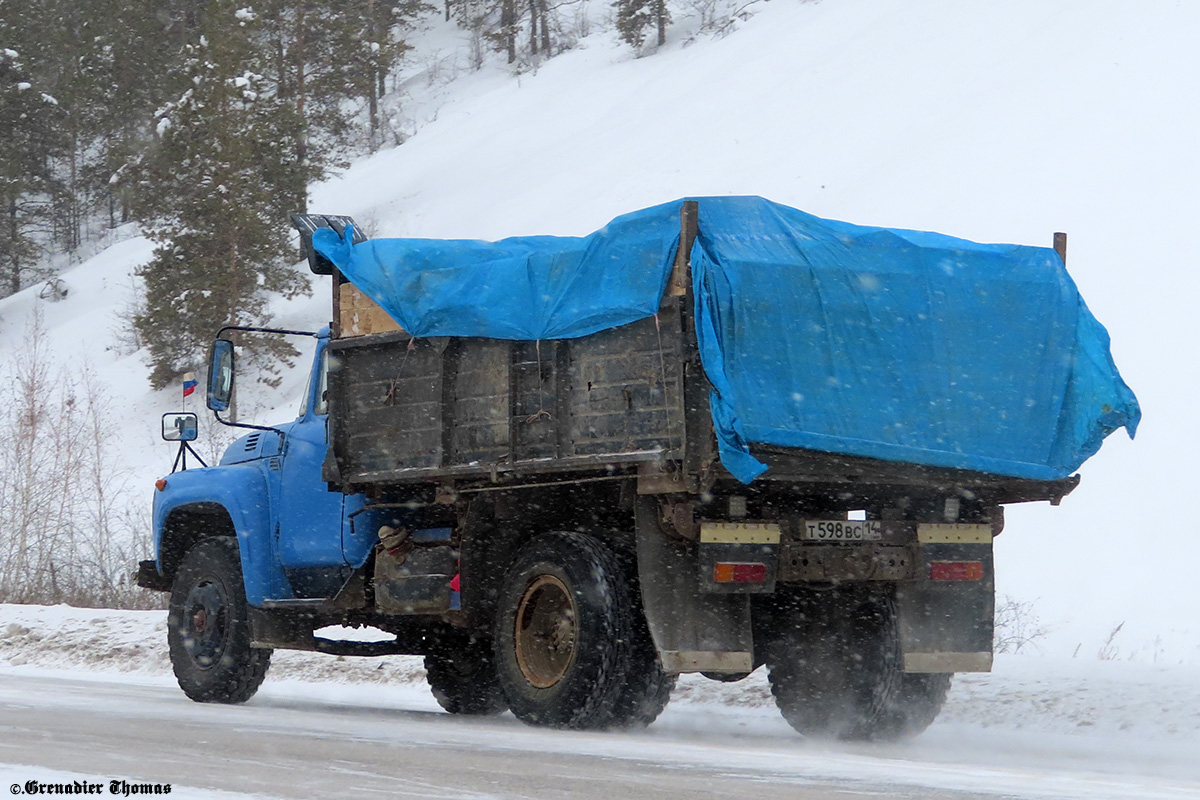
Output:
325,299,691,487
308,197,1130,507
324,287,1076,507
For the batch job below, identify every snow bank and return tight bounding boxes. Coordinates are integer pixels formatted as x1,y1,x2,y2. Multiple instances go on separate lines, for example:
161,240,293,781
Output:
0,603,425,687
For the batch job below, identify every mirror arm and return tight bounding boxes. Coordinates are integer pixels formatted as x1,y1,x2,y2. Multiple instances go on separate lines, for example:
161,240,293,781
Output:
208,325,319,445
211,408,291,448
172,440,208,473
216,324,319,339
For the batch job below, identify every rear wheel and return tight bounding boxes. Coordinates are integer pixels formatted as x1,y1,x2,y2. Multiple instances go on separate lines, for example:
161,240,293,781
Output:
494,532,639,729
764,589,899,741
606,611,675,729
872,672,952,740
167,537,271,703
424,638,507,716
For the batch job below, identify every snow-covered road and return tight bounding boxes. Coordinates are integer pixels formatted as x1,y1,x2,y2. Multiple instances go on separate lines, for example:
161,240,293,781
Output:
1,668,1196,800
2,605,1198,799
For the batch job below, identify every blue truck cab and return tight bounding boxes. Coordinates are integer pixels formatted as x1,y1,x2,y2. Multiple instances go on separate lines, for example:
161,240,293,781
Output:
144,328,376,608
137,217,504,718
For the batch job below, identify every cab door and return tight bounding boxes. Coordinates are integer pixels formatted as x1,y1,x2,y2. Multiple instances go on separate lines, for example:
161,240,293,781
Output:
275,344,347,579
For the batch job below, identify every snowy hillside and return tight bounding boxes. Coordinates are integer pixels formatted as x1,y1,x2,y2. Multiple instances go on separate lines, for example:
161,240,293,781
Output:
0,0,1195,660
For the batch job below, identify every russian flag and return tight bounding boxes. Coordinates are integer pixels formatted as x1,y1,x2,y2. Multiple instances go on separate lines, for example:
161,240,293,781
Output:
182,372,198,398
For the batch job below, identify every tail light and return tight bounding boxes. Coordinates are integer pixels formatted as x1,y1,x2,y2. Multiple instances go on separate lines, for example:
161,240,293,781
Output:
930,561,984,581
713,562,768,584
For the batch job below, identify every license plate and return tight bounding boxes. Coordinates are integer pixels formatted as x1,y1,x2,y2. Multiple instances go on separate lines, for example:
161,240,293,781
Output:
801,520,883,542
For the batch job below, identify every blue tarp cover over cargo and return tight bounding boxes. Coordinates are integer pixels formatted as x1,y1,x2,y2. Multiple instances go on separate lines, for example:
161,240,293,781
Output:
312,197,1139,483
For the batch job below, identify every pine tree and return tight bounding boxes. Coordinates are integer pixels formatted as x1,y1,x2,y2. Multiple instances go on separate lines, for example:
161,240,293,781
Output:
76,0,182,231
2,0,181,260
468,0,556,67
614,0,668,50
0,47,64,296
256,1,426,193
527,0,550,58
256,2,364,210
498,0,517,63
342,0,423,150
131,3,308,390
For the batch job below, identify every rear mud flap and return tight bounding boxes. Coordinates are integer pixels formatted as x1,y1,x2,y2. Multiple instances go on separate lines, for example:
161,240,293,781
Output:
897,524,995,673
635,498,753,674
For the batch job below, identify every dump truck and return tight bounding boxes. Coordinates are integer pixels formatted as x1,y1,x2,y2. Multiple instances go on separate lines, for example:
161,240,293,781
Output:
139,197,1138,739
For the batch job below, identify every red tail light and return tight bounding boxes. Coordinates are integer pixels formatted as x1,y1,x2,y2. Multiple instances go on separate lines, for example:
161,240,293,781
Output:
930,561,984,581
713,562,768,583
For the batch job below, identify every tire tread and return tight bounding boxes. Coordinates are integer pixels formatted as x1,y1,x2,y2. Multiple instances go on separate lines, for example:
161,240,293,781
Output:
168,536,270,704
494,532,636,730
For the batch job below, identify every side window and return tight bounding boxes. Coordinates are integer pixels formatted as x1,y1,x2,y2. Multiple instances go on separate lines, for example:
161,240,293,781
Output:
314,350,330,416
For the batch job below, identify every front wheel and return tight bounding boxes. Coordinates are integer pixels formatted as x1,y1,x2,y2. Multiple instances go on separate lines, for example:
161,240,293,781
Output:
167,537,271,703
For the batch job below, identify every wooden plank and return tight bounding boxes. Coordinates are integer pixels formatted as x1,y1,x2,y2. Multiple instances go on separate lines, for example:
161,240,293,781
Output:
511,341,557,460
668,200,699,297
1053,232,1067,265
555,339,571,459
507,341,518,462
440,341,458,467
339,283,405,337
572,409,675,442
680,267,712,489
331,269,344,338
453,339,511,466
348,448,667,485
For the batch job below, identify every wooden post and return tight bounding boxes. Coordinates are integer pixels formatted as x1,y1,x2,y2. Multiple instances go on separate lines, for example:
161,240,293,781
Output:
1053,232,1067,265
668,201,699,297
331,268,344,338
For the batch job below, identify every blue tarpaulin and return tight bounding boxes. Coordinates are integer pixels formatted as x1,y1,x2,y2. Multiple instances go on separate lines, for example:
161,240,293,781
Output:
313,197,1139,483
312,203,682,340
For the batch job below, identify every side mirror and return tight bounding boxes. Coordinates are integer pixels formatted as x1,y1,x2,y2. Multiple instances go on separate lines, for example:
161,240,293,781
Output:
208,339,234,412
162,412,198,442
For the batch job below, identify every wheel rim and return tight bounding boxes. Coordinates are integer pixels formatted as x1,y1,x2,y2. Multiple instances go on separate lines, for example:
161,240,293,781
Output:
181,579,229,669
513,575,577,689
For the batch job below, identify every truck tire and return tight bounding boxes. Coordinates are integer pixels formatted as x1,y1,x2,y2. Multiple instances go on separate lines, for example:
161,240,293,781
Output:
604,625,676,729
493,532,636,729
167,537,271,704
765,589,899,741
424,642,507,716
871,672,952,740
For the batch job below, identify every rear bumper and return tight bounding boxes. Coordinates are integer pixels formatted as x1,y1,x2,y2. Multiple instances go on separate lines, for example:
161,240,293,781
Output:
903,651,992,673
